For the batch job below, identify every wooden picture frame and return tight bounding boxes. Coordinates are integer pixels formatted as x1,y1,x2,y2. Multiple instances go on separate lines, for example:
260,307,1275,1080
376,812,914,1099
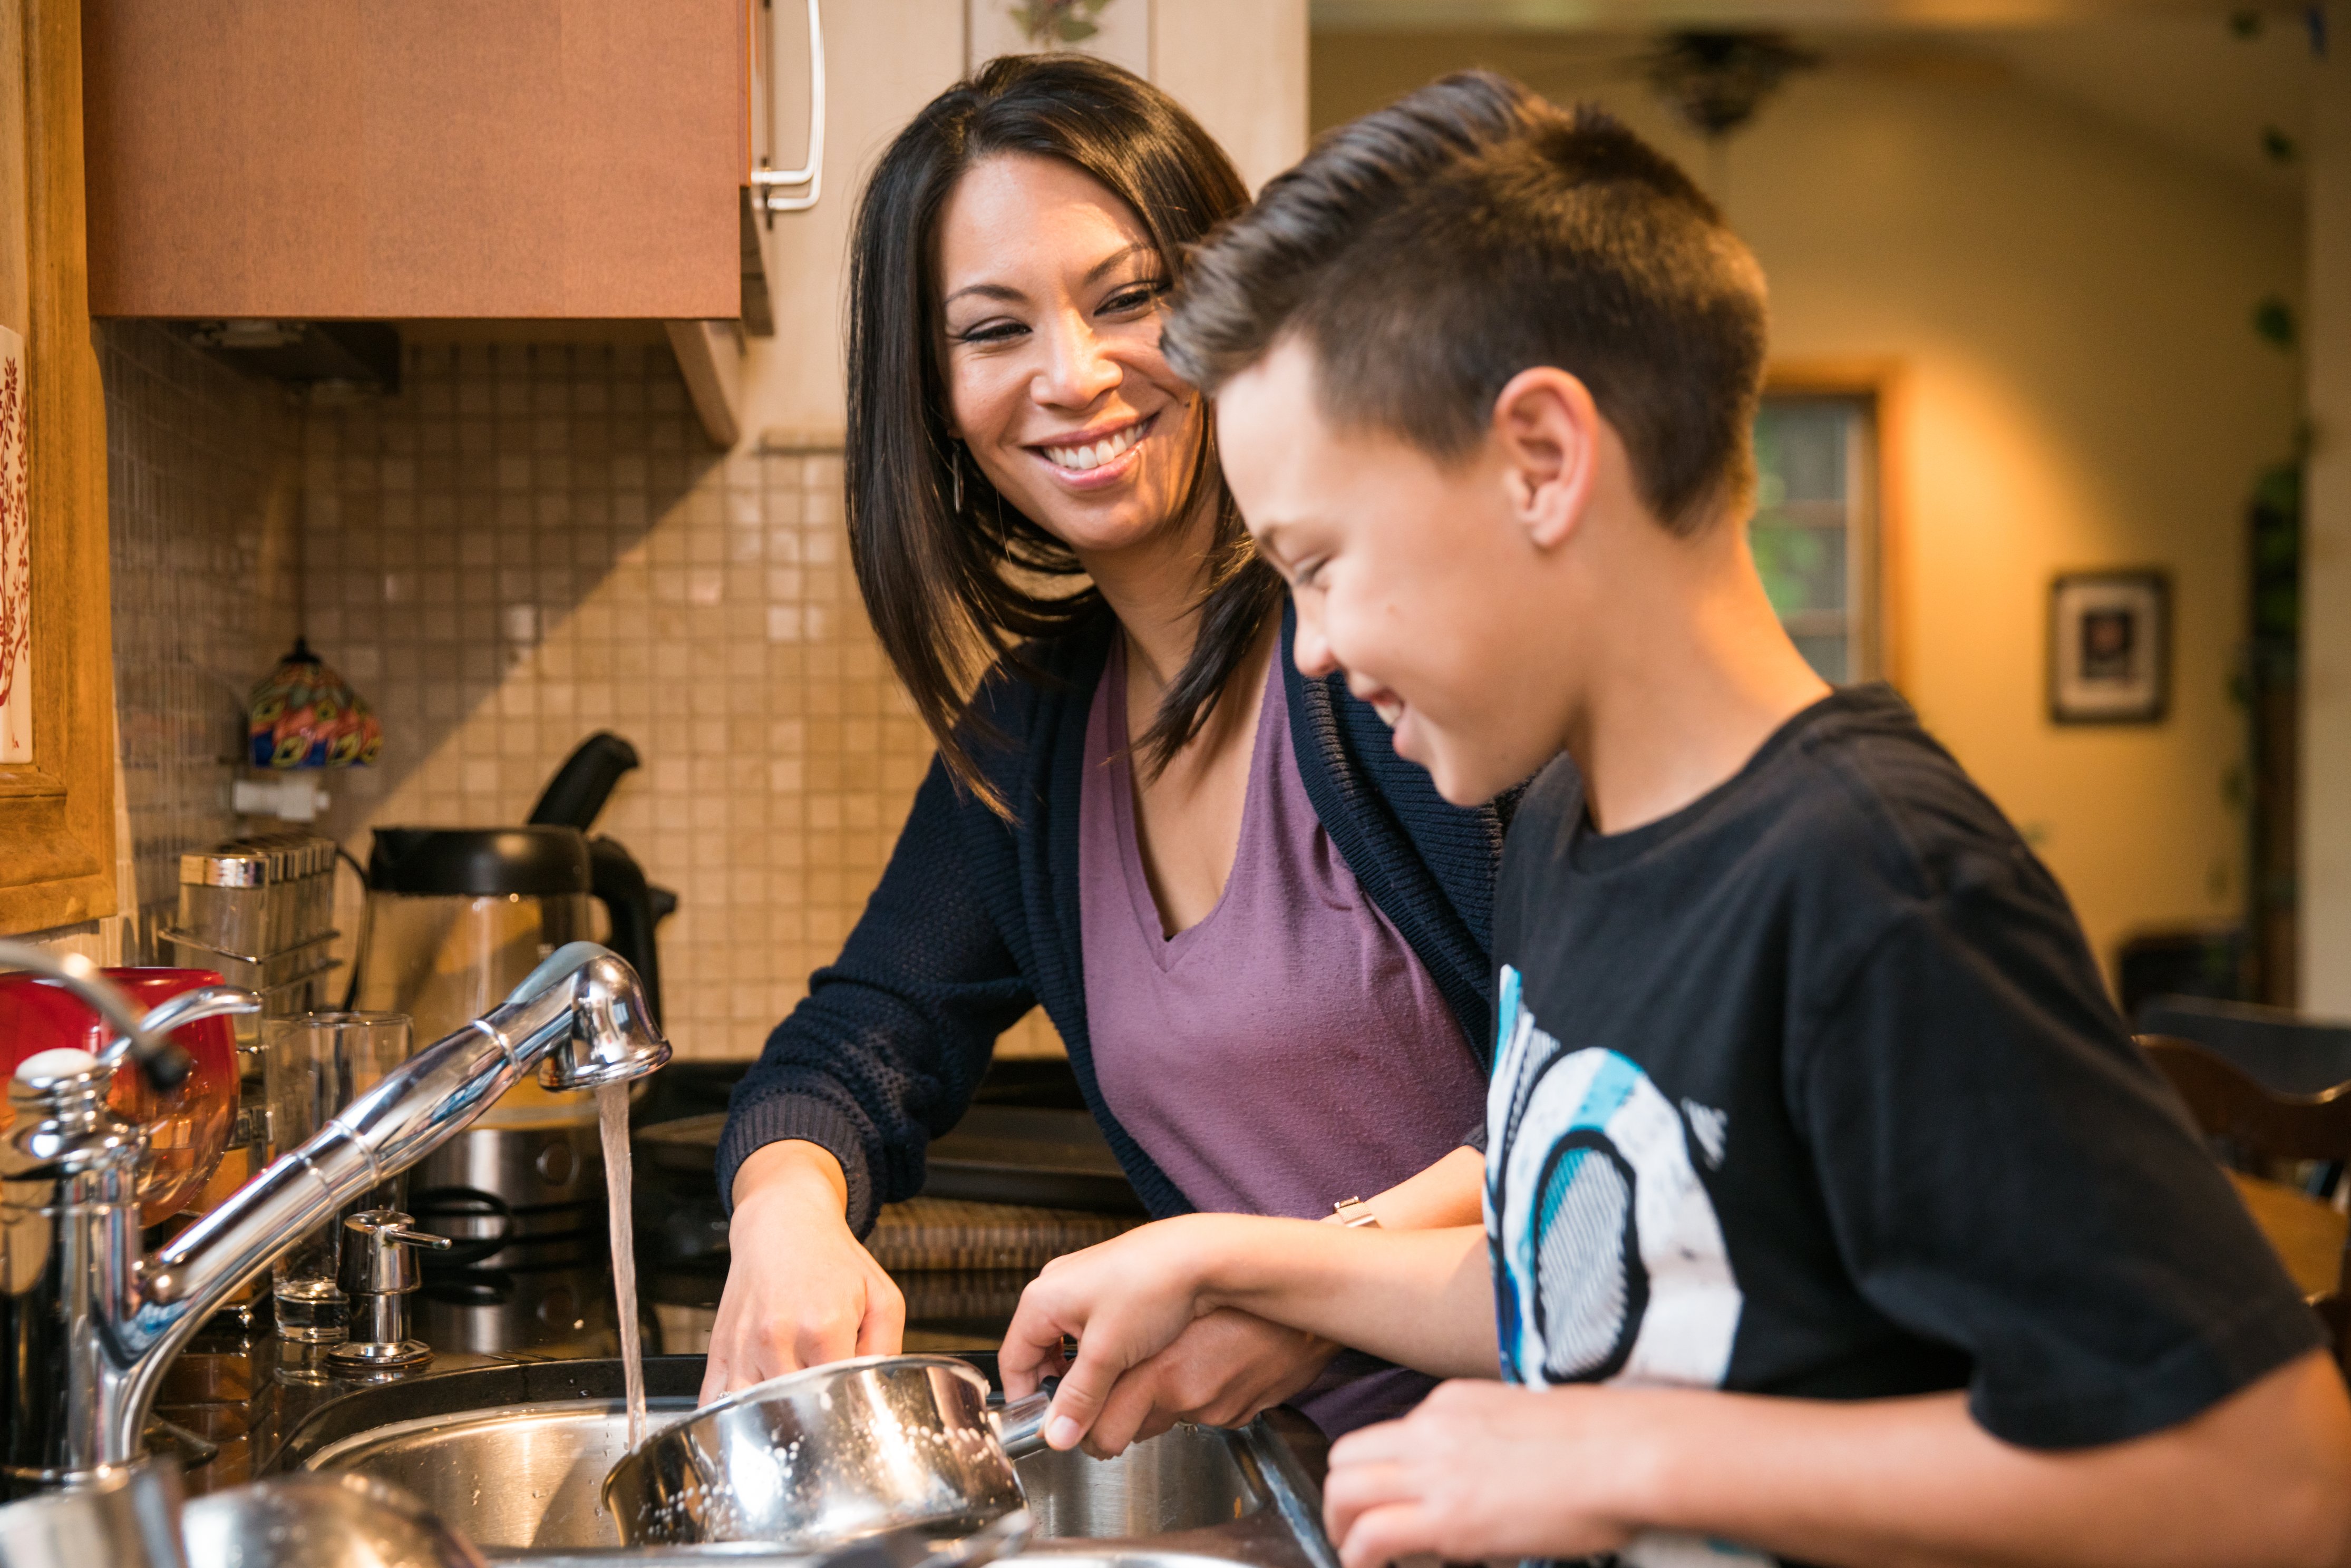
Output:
0,0,119,933
2049,569,2170,726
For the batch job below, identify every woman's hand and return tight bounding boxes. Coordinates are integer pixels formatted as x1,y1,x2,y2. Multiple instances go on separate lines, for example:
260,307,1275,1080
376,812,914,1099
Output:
1066,1308,1337,1458
699,1141,907,1405
1322,1380,1644,1568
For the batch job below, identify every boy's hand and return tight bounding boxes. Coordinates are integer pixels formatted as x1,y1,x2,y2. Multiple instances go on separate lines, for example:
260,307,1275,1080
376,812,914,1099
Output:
1000,1216,1233,1451
1004,1212,1495,1456
1067,1308,1337,1457
1323,1381,1647,1568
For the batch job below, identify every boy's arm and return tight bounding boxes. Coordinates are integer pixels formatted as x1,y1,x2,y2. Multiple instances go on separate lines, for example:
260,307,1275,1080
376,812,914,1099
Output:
999,1215,1494,1450
1324,1349,2351,1568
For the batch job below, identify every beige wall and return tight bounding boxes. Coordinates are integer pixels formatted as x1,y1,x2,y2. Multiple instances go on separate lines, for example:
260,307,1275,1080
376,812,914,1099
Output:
1154,0,1308,193
1315,34,2305,985
16,323,305,968
300,342,934,1064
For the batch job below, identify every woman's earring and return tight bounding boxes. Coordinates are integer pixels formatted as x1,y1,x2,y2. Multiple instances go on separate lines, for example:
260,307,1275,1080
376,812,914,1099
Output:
950,447,966,515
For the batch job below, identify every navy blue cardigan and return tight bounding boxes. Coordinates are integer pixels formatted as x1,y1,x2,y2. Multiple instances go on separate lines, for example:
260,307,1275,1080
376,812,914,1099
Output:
718,600,1509,1233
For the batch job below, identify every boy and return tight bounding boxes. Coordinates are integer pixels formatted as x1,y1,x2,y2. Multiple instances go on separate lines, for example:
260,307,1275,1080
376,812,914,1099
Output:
998,72,2351,1568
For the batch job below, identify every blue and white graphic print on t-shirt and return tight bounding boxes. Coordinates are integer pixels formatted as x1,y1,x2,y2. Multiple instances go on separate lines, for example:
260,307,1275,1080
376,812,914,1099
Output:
1484,963,1766,1568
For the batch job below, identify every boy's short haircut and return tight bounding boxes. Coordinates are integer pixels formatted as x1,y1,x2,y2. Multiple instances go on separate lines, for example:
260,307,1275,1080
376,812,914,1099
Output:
1164,72,1769,533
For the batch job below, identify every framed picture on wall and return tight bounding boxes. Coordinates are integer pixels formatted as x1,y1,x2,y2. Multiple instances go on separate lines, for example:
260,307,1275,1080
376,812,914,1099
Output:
969,0,1152,75
2049,569,2169,725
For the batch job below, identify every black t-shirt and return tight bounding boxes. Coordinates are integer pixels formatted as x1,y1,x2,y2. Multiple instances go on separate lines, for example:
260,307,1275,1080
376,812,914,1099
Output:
1487,686,2320,1474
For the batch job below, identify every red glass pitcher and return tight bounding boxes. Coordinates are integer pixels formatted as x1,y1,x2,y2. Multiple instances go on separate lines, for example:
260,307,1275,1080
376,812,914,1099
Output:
0,966,241,1225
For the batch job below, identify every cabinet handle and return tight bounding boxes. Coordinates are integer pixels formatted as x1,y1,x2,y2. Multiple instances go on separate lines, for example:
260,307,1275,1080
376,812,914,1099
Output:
753,0,825,218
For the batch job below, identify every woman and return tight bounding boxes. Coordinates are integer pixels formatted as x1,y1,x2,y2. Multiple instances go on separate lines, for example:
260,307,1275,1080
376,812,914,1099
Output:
706,54,1506,1444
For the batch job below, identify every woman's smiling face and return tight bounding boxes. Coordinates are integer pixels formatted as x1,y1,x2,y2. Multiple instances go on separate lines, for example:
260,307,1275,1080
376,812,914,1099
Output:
934,152,1204,562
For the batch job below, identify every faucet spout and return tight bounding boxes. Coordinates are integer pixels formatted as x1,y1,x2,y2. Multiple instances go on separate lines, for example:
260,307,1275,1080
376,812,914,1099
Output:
12,941,668,1481
519,941,671,1093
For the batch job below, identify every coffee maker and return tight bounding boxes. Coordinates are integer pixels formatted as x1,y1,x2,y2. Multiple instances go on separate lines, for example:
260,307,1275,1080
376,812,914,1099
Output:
349,734,674,1267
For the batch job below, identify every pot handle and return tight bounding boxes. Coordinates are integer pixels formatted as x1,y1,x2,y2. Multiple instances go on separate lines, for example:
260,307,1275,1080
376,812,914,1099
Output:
991,1377,1058,1458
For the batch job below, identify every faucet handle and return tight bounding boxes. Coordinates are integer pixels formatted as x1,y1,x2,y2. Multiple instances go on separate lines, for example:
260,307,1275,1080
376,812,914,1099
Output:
330,1210,446,1375
337,1209,450,1298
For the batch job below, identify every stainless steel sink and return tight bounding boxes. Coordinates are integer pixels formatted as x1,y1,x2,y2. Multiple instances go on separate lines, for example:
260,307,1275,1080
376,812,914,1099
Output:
1016,1431,1261,1540
299,1403,1267,1551
297,1396,695,1550
275,1358,1334,1568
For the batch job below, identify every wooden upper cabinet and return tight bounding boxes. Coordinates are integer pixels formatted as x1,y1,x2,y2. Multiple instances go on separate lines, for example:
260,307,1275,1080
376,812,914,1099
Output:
79,0,744,319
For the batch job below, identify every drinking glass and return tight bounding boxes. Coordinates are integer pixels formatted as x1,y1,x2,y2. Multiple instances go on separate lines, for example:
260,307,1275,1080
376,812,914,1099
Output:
264,1011,412,1341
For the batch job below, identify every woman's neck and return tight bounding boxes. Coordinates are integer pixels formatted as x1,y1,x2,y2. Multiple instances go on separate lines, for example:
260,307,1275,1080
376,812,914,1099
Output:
1075,501,1222,706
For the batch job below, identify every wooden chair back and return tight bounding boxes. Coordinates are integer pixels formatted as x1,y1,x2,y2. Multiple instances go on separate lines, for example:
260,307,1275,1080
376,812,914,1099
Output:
2137,996,2351,1098
2140,1034,2351,1297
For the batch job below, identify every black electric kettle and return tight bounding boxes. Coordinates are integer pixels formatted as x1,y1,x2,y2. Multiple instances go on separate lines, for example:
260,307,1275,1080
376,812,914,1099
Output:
345,733,677,1280
347,732,675,1028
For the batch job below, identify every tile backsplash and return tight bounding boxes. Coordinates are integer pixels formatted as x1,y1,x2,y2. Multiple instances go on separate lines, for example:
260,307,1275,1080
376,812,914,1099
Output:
299,340,1055,1061
103,322,304,951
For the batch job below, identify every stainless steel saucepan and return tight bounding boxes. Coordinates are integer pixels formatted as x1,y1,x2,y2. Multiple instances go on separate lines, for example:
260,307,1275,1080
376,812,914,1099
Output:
601,1355,1053,1548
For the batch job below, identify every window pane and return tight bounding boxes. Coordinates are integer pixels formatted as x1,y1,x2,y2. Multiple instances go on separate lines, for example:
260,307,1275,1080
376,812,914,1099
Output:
1754,402,1848,505
1750,521,1848,618
1752,393,1872,685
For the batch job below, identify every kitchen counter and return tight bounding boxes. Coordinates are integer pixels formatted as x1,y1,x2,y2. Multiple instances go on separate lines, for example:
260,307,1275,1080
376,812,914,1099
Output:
151,1315,534,1495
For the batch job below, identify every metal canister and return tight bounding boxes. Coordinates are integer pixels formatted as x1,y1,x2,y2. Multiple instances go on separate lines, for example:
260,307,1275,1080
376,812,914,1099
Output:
174,849,270,961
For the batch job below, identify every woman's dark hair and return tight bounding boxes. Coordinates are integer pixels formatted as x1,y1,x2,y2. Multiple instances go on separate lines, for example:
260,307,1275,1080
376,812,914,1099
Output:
847,53,1278,815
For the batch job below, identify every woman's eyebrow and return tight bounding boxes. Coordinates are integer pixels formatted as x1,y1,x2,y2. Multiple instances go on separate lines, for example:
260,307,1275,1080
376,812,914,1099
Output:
940,242,1152,311
941,280,1026,309
1082,241,1151,284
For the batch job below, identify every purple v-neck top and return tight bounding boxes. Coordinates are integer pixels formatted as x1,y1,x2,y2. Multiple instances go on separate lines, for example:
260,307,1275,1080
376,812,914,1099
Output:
1079,639,1485,1432
1081,638,1484,1217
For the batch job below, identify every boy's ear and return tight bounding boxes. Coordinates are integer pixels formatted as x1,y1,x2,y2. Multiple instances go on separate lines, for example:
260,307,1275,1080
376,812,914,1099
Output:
1491,368,1600,552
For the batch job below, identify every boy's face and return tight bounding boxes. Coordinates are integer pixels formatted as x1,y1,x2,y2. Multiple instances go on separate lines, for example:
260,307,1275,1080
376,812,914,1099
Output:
1217,337,1576,806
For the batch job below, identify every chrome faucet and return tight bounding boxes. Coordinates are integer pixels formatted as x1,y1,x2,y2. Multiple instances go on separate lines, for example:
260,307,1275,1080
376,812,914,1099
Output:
0,940,671,1493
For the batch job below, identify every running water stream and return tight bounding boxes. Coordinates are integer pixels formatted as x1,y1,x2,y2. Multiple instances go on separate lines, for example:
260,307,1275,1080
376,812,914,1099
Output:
599,1081,647,1450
